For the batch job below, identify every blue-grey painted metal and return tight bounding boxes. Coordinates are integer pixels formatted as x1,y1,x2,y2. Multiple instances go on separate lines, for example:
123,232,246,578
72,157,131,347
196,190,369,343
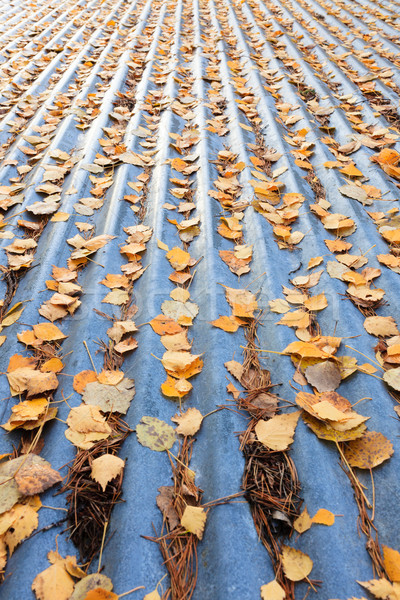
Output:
0,0,399,598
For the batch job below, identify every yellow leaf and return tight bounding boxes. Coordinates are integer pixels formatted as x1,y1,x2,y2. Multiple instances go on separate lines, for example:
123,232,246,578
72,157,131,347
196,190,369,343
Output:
294,507,312,534
32,554,75,600
97,370,124,385
313,401,348,422
180,505,207,539
143,591,161,600
304,293,328,311
172,408,203,437
161,351,203,379
281,545,313,581
364,316,399,337
255,411,300,451
260,580,286,600
382,545,400,582
166,247,191,271
302,412,367,443
90,455,124,492
358,578,399,598
73,370,98,394
2,303,25,327
50,212,70,222
358,363,378,375
307,256,323,269
269,298,291,314
41,358,64,373
161,376,192,398
157,239,169,251
224,286,258,318
170,288,190,302
344,431,393,469
102,289,129,305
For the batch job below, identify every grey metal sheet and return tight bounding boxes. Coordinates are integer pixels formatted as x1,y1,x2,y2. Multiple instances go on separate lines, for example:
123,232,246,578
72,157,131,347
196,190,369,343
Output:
0,0,399,598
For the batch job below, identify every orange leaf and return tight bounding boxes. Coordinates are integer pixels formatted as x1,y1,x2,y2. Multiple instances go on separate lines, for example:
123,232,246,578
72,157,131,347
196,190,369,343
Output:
73,370,97,395
294,159,312,170
149,315,183,335
311,508,335,526
32,323,66,342
84,590,118,600
210,315,241,332
40,358,64,373
339,163,363,177
382,545,400,582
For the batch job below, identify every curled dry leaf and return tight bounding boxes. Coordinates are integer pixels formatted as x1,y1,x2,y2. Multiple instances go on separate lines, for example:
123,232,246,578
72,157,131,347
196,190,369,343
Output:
172,408,203,436
90,455,125,492
136,416,176,452
180,505,207,539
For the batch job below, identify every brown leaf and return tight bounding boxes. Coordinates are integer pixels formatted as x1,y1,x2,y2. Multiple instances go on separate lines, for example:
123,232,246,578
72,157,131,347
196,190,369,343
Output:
14,454,62,495
156,486,179,530
304,361,342,392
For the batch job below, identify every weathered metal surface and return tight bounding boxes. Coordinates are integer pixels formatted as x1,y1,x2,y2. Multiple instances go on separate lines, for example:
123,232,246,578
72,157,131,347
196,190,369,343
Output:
0,0,399,597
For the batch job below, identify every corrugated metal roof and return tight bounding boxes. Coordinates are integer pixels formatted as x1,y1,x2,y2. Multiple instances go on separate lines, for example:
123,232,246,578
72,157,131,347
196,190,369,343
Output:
0,0,400,597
